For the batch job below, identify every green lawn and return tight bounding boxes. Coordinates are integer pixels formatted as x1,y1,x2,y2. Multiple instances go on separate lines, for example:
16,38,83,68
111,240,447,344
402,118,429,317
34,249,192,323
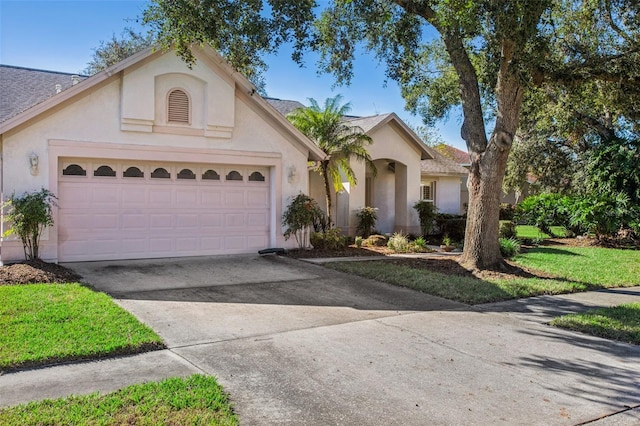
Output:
0,374,238,426
551,303,640,344
515,225,566,239
0,283,163,371
513,246,640,287
326,246,640,305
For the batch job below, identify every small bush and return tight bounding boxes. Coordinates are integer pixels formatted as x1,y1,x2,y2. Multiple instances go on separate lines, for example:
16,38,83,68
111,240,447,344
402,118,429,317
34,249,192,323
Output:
2,188,57,260
499,220,517,239
283,193,325,248
363,234,388,247
499,237,521,258
516,193,576,236
412,236,429,252
387,233,410,252
413,200,437,236
355,206,378,238
354,236,363,248
310,228,348,250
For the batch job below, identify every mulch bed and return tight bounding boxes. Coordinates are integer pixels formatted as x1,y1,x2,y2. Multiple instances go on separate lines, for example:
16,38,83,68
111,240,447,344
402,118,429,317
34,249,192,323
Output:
286,242,564,282
0,260,81,285
285,246,390,258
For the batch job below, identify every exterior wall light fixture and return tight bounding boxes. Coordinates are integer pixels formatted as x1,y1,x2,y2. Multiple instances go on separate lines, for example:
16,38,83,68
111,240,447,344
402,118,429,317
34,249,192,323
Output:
29,152,39,176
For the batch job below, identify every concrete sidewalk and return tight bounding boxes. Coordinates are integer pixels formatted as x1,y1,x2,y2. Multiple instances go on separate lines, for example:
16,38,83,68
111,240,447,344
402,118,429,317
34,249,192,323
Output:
1,255,639,425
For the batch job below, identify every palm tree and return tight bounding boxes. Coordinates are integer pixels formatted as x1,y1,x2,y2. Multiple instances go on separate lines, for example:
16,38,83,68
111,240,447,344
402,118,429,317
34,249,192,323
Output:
287,95,376,227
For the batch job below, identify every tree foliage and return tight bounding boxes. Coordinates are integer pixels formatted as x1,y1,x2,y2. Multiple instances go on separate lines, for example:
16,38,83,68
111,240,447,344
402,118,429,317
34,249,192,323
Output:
83,28,155,75
2,189,57,260
144,0,640,269
286,95,376,226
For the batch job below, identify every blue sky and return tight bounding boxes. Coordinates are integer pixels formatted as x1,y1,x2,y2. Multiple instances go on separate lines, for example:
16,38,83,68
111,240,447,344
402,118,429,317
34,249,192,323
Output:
0,0,466,150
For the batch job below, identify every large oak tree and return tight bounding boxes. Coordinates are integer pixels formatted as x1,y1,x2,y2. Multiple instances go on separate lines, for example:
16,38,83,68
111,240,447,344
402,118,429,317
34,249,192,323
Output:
144,0,640,270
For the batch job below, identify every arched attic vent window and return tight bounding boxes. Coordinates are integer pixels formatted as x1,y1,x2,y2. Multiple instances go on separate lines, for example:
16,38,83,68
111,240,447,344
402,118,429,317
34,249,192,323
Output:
167,89,190,124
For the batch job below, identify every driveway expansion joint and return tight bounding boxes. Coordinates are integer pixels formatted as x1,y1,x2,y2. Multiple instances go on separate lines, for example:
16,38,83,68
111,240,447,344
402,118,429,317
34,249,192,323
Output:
575,403,640,425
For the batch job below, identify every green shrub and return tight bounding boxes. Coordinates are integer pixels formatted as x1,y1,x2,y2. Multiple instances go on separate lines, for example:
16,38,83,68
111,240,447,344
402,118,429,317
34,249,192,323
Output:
387,232,410,252
310,228,348,250
354,236,363,248
2,188,57,260
570,193,640,239
355,206,378,238
499,237,521,258
499,220,517,239
413,200,437,236
412,236,428,252
516,193,576,236
282,193,326,248
363,234,388,247
434,214,466,241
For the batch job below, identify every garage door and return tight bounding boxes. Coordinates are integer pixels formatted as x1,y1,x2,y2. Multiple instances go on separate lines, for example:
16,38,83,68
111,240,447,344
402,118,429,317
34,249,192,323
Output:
58,159,270,262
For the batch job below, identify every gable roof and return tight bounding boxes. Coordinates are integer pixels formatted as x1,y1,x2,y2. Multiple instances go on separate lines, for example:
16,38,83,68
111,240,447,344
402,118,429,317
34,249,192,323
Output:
0,65,88,123
0,47,325,161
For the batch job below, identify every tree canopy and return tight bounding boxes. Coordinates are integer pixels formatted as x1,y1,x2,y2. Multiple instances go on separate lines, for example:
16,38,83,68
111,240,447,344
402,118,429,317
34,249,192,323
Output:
144,0,640,269
83,28,155,75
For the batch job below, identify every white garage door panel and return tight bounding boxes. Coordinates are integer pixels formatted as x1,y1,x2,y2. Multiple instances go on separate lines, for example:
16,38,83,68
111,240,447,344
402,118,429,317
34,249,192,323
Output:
58,161,270,262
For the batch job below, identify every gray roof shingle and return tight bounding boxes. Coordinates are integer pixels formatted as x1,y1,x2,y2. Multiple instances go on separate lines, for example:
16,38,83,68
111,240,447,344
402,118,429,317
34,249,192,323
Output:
345,114,393,132
0,65,88,123
421,145,469,176
264,97,305,116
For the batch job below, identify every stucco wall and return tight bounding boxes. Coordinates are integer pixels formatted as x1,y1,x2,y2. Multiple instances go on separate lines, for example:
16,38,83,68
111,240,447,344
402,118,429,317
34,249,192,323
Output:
341,121,421,235
421,176,462,215
1,50,312,263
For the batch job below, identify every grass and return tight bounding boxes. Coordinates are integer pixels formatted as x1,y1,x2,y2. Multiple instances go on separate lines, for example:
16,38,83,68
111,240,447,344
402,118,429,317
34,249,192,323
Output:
0,283,163,371
513,246,640,287
551,303,640,344
326,246,640,305
0,374,238,426
515,225,566,239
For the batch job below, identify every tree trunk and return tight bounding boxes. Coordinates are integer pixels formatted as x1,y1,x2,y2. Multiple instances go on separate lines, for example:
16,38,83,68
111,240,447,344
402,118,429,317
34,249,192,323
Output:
456,39,524,270
459,143,511,270
321,161,333,227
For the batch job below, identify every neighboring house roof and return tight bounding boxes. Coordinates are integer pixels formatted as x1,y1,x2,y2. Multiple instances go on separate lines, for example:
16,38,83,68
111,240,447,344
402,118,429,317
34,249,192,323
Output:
0,65,88,123
421,145,469,176
0,47,325,161
434,143,470,166
263,100,432,161
264,97,305,116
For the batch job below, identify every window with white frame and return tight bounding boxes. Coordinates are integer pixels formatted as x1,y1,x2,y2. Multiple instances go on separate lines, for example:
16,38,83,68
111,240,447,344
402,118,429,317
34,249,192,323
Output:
420,181,436,202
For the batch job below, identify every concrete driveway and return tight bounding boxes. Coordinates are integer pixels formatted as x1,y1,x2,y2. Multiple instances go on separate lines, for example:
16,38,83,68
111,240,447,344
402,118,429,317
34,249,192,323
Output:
61,255,640,425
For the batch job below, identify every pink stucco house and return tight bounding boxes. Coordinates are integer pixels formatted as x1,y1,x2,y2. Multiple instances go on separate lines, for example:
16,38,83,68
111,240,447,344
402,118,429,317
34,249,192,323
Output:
0,46,465,264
